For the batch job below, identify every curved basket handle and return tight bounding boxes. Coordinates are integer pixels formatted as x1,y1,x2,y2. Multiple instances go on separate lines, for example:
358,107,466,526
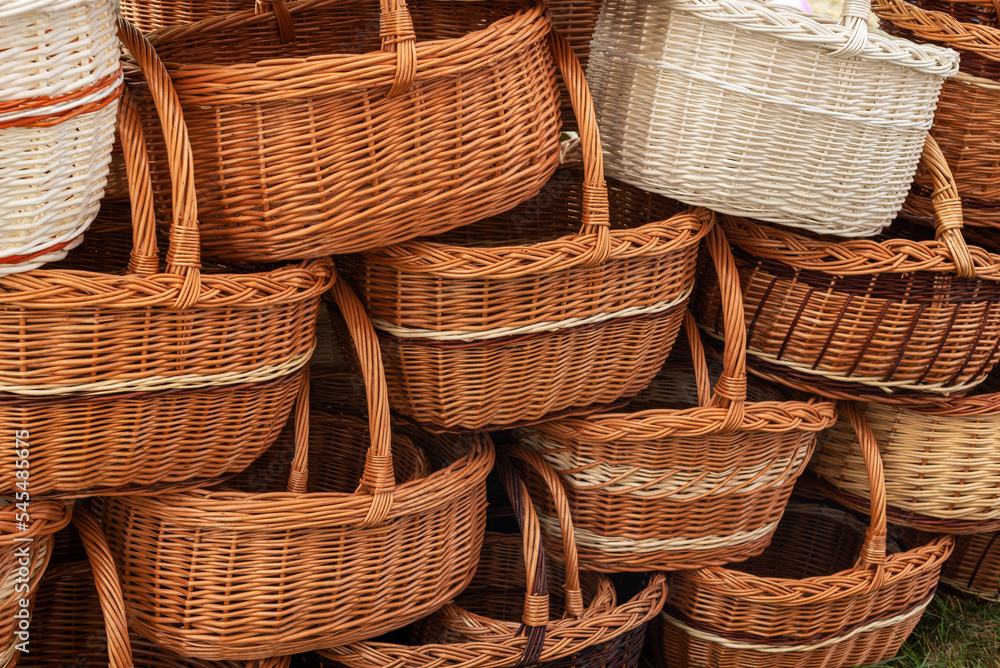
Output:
505,446,587,621
550,29,611,267
74,508,134,668
496,457,549,667
830,0,874,58
683,312,713,409
255,0,296,43
117,89,159,276
841,401,889,590
327,273,395,527
116,18,202,309
920,133,975,279
700,221,747,432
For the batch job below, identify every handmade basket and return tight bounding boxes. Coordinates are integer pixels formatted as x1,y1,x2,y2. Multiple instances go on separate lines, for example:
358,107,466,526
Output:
811,372,1000,533
102,274,494,660
125,0,563,261
0,500,71,668
512,225,836,572
585,0,958,237
0,0,121,274
662,402,953,668
336,32,712,431
25,509,288,668
0,21,333,499
902,527,1000,600
324,457,667,668
695,134,1000,405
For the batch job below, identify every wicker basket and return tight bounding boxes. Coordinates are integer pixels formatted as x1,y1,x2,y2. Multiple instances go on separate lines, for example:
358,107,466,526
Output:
324,457,667,668
25,508,288,668
903,527,1000,600
811,373,1000,533
336,32,712,431
694,134,1000,405
512,225,836,572
125,0,563,261
0,500,71,668
102,273,494,660
585,0,958,237
661,403,953,668
0,0,121,274
0,21,333,499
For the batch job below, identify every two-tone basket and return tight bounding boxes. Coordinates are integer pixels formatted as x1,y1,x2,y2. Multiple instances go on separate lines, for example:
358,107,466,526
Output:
695,135,1000,405
0,21,333,499
585,0,958,237
126,0,564,261
0,0,121,274
512,225,836,572
336,32,712,431
662,403,953,668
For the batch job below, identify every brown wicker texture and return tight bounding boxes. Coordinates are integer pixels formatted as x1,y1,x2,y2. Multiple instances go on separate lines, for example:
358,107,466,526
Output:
0,20,333,499
811,386,1000,533
0,500,70,668
25,509,288,668
661,402,954,668
695,134,1000,405
102,273,494,660
124,0,563,261
511,224,836,572
903,527,1000,600
336,31,712,431
324,457,667,668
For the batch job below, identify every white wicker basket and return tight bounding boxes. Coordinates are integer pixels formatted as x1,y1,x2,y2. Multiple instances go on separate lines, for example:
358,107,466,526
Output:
587,0,959,238
0,0,121,274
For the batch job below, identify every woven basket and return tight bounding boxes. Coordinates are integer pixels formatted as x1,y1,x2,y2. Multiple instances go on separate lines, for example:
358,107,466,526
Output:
125,0,562,262
902,527,1000,600
586,0,958,237
695,134,1000,405
512,225,836,572
336,32,712,432
662,402,953,668
0,0,121,274
25,509,288,668
810,374,1000,533
324,457,667,668
0,21,333,499
0,500,71,668
102,273,493,660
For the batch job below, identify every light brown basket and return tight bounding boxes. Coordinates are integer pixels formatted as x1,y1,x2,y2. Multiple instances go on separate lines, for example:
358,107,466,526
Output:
102,273,494,660
695,134,1000,405
125,0,563,261
903,527,1000,600
661,402,954,668
336,32,712,431
324,457,667,668
24,508,288,668
0,21,333,499
512,225,836,572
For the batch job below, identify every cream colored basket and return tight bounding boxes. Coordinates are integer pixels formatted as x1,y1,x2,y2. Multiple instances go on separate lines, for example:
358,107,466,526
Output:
587,0,959,237
0,0,121,274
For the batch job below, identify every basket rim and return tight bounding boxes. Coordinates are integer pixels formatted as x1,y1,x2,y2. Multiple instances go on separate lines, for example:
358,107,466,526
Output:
874,0,1000,62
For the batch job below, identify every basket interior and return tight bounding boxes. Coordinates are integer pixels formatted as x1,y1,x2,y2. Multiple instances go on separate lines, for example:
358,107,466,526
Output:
148,0,533,64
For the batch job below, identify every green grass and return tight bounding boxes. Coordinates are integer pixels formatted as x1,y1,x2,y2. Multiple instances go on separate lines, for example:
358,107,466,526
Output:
864,593,1000,668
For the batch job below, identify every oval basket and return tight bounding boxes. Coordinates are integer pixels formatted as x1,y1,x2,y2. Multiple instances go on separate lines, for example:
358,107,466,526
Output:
335,31,712,431
661,403,953,668
695,134,1000,405
511,225,836,572
125,0,563,261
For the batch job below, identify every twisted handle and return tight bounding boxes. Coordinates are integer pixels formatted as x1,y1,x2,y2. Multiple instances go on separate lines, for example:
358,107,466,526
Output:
921,133,975,278
842,401,889,590
255,0,296,42
831,0,873,58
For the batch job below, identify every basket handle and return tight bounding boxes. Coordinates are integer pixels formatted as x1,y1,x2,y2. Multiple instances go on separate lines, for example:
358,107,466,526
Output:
255,0,296,43
505,446,589,621
921,133,975,279
322,272,396,527
496,457,551,667
841,401,889,588
116,19,202,309
830,0,874,58
73,508,134,668
550,29,611,267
